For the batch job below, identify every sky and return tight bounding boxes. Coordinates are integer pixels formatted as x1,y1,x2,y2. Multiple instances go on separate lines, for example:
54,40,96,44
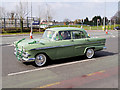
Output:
0,0,119,21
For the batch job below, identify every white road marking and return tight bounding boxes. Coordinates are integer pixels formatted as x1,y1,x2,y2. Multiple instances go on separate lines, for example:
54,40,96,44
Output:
112,35,116,37
8,58,96,76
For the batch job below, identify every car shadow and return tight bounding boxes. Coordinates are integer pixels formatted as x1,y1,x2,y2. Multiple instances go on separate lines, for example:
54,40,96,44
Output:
94,51,118,58
49,51,118,66
23,50,118,67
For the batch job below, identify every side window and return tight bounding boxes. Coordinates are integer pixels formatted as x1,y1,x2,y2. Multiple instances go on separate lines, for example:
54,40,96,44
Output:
80,31,86,38
59,31,71,40
53,33,59,41
72,31,86,39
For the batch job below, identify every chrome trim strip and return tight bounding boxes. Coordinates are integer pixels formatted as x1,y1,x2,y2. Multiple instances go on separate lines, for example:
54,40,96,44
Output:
30,44,74,50
30,41,105,51
22,57,35,61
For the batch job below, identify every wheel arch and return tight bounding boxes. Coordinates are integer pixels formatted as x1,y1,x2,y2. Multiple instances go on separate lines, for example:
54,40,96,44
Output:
35,52,51,60
84,47,95,54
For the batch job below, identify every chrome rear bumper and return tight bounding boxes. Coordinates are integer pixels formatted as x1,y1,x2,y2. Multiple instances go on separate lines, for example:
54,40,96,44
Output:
103,46,107,49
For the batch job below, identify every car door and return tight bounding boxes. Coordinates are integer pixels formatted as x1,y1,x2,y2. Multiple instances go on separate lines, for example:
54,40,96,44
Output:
72,30,88,56
54,30,74,59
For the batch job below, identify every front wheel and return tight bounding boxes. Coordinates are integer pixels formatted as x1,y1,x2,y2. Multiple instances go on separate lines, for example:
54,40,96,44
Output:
85,48,94,59
35,54,47,67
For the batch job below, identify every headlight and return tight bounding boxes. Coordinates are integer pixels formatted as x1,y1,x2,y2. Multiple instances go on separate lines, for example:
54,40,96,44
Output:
23,48,26,52
13,43,16,47
22,52,31,58
13,41,17,47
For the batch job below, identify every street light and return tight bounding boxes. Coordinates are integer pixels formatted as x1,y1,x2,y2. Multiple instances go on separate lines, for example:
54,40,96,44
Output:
103,1,106,31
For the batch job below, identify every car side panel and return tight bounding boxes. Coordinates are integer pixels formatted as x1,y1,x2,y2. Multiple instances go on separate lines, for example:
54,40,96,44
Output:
73,38,106,56
27,40,74,60
54,40,74,59
73,38,88,56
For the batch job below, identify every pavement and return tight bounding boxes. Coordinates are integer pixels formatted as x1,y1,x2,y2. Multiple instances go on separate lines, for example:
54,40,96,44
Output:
1,30,119,88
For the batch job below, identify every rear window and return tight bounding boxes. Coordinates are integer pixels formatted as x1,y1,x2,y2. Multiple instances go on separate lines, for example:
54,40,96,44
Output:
72,31,86,39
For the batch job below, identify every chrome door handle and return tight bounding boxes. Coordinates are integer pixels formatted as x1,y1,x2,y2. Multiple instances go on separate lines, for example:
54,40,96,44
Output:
85,38,90,41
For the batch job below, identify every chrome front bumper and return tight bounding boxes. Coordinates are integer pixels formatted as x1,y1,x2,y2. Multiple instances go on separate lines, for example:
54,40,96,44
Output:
14,51,35,62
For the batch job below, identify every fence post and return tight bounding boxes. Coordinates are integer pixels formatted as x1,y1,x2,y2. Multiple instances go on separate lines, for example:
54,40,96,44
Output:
27,17,29,28
0,18,2,33
4,18,6,28
20,18,23,33
15,18,17,27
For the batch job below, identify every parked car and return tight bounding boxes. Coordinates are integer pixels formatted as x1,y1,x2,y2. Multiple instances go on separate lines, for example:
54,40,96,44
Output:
14,27,106,66
113,26,120,30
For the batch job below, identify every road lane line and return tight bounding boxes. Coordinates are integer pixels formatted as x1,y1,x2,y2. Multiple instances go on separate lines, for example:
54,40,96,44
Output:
99,70,105,73
39,82,60,88
37,69,113,88
8,58,96,76
87,70,105,76
112,35,115,37
87,73,96,76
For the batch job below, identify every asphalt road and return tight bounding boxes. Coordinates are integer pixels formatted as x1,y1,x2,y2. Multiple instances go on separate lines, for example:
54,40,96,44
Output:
1,30,119,88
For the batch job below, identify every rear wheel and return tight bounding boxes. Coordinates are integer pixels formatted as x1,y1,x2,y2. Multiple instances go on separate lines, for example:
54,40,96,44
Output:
35,54,47,67
85,48,94,59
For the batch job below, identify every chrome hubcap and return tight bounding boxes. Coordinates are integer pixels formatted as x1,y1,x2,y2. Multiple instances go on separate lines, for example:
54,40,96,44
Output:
35,54,46,66
86,49,94,58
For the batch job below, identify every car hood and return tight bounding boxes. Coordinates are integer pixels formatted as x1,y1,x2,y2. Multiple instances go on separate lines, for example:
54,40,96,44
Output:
14,38,51,50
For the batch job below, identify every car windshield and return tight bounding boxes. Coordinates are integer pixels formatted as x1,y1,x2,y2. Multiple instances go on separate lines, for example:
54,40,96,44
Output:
42,30,55,40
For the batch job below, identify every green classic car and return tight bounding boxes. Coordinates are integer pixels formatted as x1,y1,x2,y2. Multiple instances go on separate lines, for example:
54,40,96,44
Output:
14,27,106,66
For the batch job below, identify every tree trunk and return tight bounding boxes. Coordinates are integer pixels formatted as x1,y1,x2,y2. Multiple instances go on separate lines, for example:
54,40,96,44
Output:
20,18,23,33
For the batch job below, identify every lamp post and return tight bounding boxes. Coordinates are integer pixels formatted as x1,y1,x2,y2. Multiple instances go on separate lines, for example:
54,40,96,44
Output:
103,0,106,31
30,2,33,39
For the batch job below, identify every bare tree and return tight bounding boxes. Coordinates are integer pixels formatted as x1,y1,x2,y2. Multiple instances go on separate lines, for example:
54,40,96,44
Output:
15,1,29,32
63,18,70,22
0,7,2,18
15,1,28,19
38,4,44,22
0,7,7,18
45,3,53,23
0,6,16,19
63,18,70,25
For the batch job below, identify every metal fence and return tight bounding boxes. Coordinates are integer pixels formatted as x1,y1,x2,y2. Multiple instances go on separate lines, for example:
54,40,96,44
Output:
0,18,33,28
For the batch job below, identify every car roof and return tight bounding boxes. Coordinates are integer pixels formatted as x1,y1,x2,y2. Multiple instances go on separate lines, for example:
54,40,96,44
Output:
46,27,85,32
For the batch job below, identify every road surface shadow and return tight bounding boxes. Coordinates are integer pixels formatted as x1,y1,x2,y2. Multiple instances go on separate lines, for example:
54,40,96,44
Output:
23,50,117,67
94,51,118,58
0,43,10,46
48,51,117,66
